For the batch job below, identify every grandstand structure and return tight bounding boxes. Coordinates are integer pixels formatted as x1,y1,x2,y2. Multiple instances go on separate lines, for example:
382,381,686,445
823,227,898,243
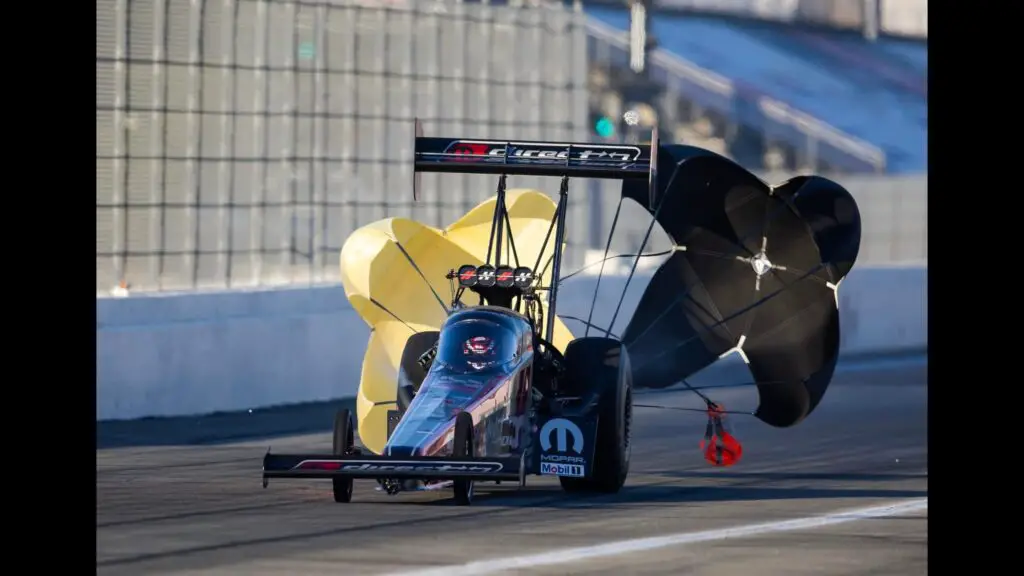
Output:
582,0,926,174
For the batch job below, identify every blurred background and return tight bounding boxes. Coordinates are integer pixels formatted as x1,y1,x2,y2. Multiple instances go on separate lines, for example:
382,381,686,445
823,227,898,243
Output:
96,0,927,295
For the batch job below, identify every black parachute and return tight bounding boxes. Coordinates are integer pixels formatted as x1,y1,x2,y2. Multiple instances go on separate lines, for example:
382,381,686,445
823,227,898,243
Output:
618,146,861,428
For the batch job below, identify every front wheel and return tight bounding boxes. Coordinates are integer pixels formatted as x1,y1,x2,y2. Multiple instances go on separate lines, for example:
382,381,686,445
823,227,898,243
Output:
332,409,355,503
452,411,475,505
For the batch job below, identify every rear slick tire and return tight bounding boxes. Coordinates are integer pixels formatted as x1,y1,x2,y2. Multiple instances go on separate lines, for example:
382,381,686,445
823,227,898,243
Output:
558,337,632,494
332,408,355,503
452,411,475,506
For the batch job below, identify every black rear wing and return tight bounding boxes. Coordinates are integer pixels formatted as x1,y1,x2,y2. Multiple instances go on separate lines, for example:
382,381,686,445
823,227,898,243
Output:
413,118,659,204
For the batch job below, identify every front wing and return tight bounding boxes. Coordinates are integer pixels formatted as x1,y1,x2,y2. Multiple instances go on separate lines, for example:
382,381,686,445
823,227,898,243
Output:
263,414,597,484
263,453,523,482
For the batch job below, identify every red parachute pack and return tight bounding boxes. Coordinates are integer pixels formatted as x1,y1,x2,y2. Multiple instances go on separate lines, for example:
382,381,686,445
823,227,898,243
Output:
699,403,743,466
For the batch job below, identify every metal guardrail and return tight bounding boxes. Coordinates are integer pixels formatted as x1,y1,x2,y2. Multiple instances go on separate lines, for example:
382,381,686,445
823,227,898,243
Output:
756,97,885,167
623,0,927,39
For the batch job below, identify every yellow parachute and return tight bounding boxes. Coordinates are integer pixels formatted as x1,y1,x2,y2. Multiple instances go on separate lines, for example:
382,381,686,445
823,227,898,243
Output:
339,189,575,454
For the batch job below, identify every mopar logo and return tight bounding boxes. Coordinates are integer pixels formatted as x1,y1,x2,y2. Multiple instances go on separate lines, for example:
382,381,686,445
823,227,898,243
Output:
340,461,503,473
541,454,585,465
539,418,584,454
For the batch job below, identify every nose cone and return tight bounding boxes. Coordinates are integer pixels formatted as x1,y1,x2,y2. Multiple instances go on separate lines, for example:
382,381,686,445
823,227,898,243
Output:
384,415,456,458
383,380,464,457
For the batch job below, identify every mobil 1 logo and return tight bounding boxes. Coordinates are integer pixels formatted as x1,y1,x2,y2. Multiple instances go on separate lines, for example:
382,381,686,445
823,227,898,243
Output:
537,417,590,478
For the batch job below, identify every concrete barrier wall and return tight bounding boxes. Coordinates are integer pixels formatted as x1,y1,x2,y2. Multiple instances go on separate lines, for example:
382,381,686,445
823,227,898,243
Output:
97,266,926,421
97,287,367,421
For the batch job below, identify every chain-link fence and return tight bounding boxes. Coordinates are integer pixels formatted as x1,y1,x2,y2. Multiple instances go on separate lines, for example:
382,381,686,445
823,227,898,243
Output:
97,0,924,295
97,0,590,293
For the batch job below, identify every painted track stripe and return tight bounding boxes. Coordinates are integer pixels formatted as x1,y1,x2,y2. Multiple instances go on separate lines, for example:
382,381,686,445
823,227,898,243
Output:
383,498,928,576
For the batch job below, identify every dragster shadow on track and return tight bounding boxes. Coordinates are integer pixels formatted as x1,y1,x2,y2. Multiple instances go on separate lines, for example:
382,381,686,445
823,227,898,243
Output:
369,476,927,509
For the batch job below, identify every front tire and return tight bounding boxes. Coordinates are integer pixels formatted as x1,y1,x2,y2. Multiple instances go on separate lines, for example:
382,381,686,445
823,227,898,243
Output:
332,409,355,503
452,411,475,505
558,337,632,494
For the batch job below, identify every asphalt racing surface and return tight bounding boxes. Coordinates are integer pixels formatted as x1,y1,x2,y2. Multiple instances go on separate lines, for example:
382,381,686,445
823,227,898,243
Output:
97,354,927,575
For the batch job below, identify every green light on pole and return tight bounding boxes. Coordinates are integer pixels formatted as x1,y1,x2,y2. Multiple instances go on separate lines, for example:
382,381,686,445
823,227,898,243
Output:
595,117,615,138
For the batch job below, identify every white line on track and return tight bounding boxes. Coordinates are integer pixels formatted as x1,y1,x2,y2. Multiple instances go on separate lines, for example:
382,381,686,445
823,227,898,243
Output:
382,498,928,576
